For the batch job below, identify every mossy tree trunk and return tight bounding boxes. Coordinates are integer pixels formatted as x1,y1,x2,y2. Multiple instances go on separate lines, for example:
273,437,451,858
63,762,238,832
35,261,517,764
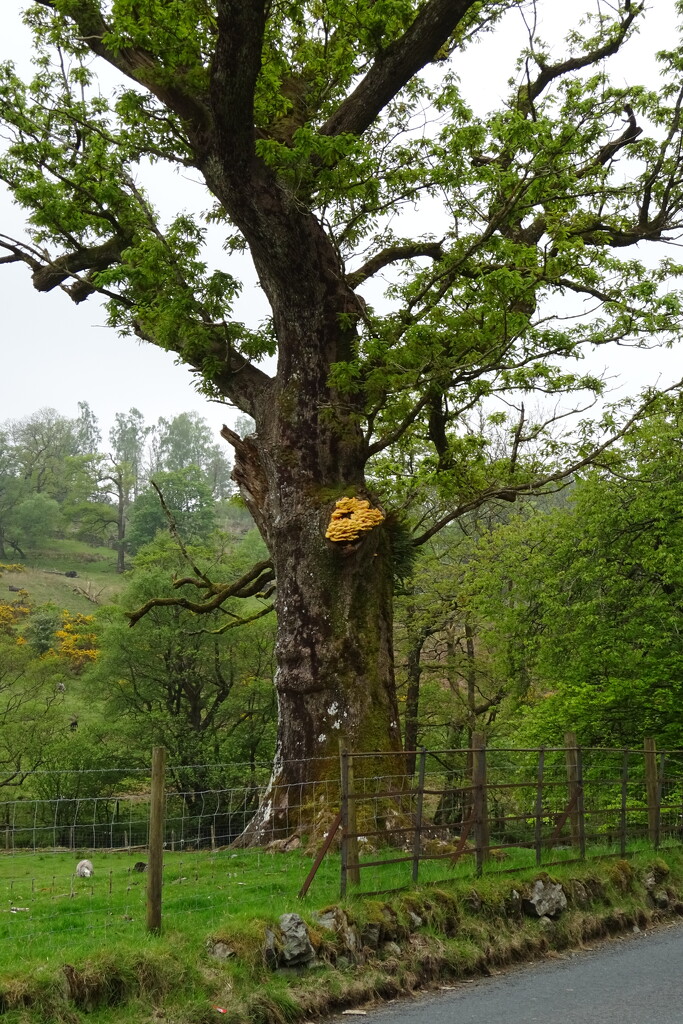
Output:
224,365,404,843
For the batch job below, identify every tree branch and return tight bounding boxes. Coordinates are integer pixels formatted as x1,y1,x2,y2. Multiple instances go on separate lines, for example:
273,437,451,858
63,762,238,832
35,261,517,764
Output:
412,378,683,546
347,241,444,288
32,0,210,133
210,0,269,161
189,602,275,636
516,4,643,117
320,0,483,137
127,559,275,627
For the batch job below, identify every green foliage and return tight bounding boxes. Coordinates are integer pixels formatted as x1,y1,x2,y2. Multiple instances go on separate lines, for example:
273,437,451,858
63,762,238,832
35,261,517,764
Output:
0,1,680,466
3,0,683,773
126,466,217,551
462,396,683,748
89,533,277,790
12,492,62,549
0,631,66,786
23,605,62,654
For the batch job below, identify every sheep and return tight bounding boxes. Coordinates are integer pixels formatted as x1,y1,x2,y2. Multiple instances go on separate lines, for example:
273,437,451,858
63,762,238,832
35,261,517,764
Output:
75,859,93,878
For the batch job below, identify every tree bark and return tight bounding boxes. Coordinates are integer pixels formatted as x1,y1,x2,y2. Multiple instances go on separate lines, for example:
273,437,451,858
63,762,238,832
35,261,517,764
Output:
115,472,127,574
227,381,404,843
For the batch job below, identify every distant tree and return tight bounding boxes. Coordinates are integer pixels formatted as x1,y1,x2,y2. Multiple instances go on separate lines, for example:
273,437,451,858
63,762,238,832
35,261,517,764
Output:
11,492,62,551
0,428,26,559
126,466,217,550
151,412,233,498
109,408,150,501
10,409,81,499
74,401,102,456
91,539,276,801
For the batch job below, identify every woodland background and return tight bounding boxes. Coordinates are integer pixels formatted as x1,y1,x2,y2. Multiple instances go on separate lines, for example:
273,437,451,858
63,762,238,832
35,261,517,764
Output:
2,395,682,816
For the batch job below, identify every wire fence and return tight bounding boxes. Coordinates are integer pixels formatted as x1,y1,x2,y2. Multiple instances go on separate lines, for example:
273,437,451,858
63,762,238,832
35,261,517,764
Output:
329,735,683,897
0,738,680,967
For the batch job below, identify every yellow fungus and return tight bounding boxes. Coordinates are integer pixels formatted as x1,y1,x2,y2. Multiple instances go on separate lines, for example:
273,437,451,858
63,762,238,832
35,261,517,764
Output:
325,496,385,542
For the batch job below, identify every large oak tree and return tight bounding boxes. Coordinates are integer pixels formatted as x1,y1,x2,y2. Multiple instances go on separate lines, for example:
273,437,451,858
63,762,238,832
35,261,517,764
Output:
2,1,683,835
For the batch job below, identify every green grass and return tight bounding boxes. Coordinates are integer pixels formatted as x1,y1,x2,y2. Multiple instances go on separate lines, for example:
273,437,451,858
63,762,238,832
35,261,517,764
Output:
0,847,341,974
4,538,125,613
0,841,681,1023
1,835,679,976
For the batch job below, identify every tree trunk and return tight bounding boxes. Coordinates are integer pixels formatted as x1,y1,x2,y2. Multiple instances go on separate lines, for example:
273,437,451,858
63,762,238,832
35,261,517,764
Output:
200,128,409,843
115,475,126,574
227,403,404,844
403,606,431,776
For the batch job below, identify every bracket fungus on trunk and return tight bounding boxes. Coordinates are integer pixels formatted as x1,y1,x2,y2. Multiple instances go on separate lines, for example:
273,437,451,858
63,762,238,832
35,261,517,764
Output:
325,497,385,544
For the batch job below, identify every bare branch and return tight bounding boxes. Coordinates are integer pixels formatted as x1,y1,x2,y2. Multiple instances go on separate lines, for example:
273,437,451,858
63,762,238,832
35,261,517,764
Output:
127,558,276,626
412,378,683,546
189,602,275,635
347,241,444,288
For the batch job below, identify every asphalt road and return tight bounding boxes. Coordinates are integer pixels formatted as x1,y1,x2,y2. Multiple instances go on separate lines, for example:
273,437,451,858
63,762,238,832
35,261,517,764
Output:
331,921,683,1024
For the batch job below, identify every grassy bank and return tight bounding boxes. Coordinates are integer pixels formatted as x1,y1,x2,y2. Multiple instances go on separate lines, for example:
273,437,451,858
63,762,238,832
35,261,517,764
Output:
1,846,682,1023
4,539,124,613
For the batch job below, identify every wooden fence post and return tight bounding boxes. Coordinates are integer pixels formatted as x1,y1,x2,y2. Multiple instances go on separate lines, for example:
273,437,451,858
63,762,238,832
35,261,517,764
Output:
620,749,628,858
146,746,166,935
339,749,360,896
564,732,581,849
412,748,427,883
346,753,360,887
644,737,659,847
658,752,666,848
575,745,586,860
472,732,489,875
534,748,545,867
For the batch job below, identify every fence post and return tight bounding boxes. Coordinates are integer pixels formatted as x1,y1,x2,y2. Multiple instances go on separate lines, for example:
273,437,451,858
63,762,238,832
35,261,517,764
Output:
472,732,489,875
339,750,360,896
620,750,628,858
657,752,666,849
576,745,586,860
412,748,427,883
146,746,166,935
644,737,659,846
564,732,581,849
534,748,545,867
347,753,360,888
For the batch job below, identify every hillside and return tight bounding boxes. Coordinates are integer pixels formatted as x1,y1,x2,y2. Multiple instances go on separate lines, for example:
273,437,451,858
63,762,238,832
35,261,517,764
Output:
4,538,126,614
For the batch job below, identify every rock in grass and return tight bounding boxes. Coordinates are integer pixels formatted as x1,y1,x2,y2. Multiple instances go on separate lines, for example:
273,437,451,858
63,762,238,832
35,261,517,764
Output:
278,913,317,967
523,878,567,918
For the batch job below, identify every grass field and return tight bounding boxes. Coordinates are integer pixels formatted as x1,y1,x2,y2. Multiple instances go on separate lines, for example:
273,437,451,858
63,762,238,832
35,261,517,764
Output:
0,847,340,974
1,834,676,978
4,538,125,613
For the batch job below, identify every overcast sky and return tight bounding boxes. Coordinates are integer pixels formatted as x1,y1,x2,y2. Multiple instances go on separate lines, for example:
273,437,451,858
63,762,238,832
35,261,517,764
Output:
0,2,680,445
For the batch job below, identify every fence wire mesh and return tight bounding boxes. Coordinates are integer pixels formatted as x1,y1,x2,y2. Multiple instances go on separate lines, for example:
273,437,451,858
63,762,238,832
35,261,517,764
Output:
0,744,681,967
